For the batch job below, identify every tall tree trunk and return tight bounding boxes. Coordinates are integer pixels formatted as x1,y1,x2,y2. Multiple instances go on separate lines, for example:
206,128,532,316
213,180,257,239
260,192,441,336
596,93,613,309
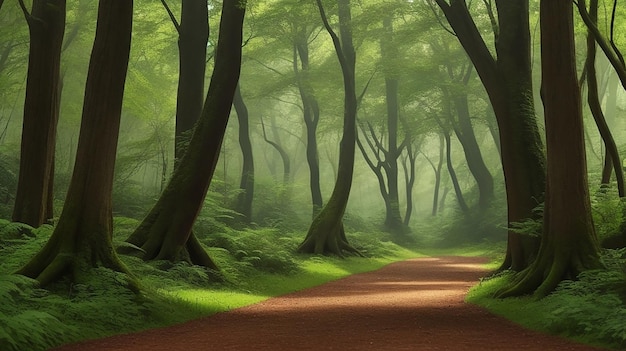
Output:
124,0,245,268
294,30,323,216
381,17,406,234
435,0,545,271
12,0,66,227
498,0,602,298
432,135,444,216
298,0,360,256
233,83,254,223
17,0,133,287
174,0,208,161
584,0,624,196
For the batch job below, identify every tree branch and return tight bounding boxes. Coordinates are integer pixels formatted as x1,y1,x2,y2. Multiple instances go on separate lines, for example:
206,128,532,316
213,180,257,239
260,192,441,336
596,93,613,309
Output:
160,0,181,34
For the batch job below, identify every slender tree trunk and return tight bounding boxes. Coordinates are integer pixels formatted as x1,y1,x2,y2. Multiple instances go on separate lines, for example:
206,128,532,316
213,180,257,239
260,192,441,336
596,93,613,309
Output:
124,1,245,268
444,132,469,214
432,135,444,216
17,0,134,287
13,0,66,227
498,0,602,298
174,0,208,161
299,0,360,256
294,31,323,216
261,117,290,184
452,91,494,211
233,84,254,223
584,0,624,196
380,17,406,234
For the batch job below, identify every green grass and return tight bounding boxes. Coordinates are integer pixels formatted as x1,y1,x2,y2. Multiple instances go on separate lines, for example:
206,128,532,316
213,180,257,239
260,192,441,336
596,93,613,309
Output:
466,248,626,350
0,221,424,351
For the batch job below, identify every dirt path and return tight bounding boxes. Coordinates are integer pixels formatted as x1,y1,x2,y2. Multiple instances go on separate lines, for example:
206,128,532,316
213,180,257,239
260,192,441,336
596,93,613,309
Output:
53,256,605,350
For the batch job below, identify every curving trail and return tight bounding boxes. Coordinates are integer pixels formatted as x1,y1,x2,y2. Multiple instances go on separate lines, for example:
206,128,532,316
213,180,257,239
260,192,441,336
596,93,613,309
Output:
53,256,605,350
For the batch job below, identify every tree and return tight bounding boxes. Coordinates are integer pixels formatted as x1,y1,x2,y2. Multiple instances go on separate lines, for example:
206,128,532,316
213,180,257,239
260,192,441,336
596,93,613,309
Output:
17,0,134,286
293,16,324,217
12,0,66,227
233,83,254,223
497,0,602,298
125,0,246,267
580,0,624,196
298,0,360,256
432,0,545,271
161,0,209,162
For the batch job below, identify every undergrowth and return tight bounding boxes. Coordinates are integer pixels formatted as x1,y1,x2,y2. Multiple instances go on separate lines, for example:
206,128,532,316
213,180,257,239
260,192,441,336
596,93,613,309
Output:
0,216,417,351
468,248,626,350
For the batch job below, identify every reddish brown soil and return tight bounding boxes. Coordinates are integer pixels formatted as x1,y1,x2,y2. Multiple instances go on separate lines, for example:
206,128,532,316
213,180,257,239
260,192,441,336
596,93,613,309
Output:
53,256,606,350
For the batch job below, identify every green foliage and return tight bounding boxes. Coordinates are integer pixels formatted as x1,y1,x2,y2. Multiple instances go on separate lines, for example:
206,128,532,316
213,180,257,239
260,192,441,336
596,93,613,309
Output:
508,203,543,238
468,249,626,350
591,188,625,242
0,274,79,351
203,227,300,275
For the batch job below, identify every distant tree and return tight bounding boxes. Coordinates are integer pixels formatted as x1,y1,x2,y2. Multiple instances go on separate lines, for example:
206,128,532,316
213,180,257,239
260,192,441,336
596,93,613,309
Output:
17,0,133,286
580,0,624,196
298,0,360,256
442,63,494,211
432,0,545,271
125,0,245,267
233,83,254,223
292,16,324,217
497,0,602,298
357,16,409,235
12,0,66,227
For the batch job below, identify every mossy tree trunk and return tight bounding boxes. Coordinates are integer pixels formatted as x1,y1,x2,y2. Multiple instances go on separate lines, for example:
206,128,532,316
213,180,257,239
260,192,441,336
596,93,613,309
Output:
497,0,602,298
12,0,65,227
233,83,254,223
435,0,545,271
125,1,245,268
298,0,360,256
17,0,133,287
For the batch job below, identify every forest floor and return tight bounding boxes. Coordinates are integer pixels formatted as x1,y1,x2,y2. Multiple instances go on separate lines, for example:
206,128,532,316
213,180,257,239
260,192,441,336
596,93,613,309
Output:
52,256,606,350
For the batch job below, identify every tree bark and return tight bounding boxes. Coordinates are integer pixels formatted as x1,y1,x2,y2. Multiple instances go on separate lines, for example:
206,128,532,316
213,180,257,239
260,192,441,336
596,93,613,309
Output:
298,0,360,256
497,0,602,298
435,0,545,271
12,0,66,227
233,83,254,223
124,0,245,268
174,0,208,161
17,0,133,287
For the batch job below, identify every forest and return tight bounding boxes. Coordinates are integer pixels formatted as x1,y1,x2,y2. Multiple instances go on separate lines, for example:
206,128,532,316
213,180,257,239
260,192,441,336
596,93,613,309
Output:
1,0,626,349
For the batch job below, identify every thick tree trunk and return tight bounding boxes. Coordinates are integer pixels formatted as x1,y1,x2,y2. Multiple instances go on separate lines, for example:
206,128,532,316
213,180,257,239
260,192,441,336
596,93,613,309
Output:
497,0,602,298
436,0,545,271
233,84,254,223
124,1,245,269
294,31,323,217
174,0,208,161
299,0,360,256
13,0,65,227
17,0,133,287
